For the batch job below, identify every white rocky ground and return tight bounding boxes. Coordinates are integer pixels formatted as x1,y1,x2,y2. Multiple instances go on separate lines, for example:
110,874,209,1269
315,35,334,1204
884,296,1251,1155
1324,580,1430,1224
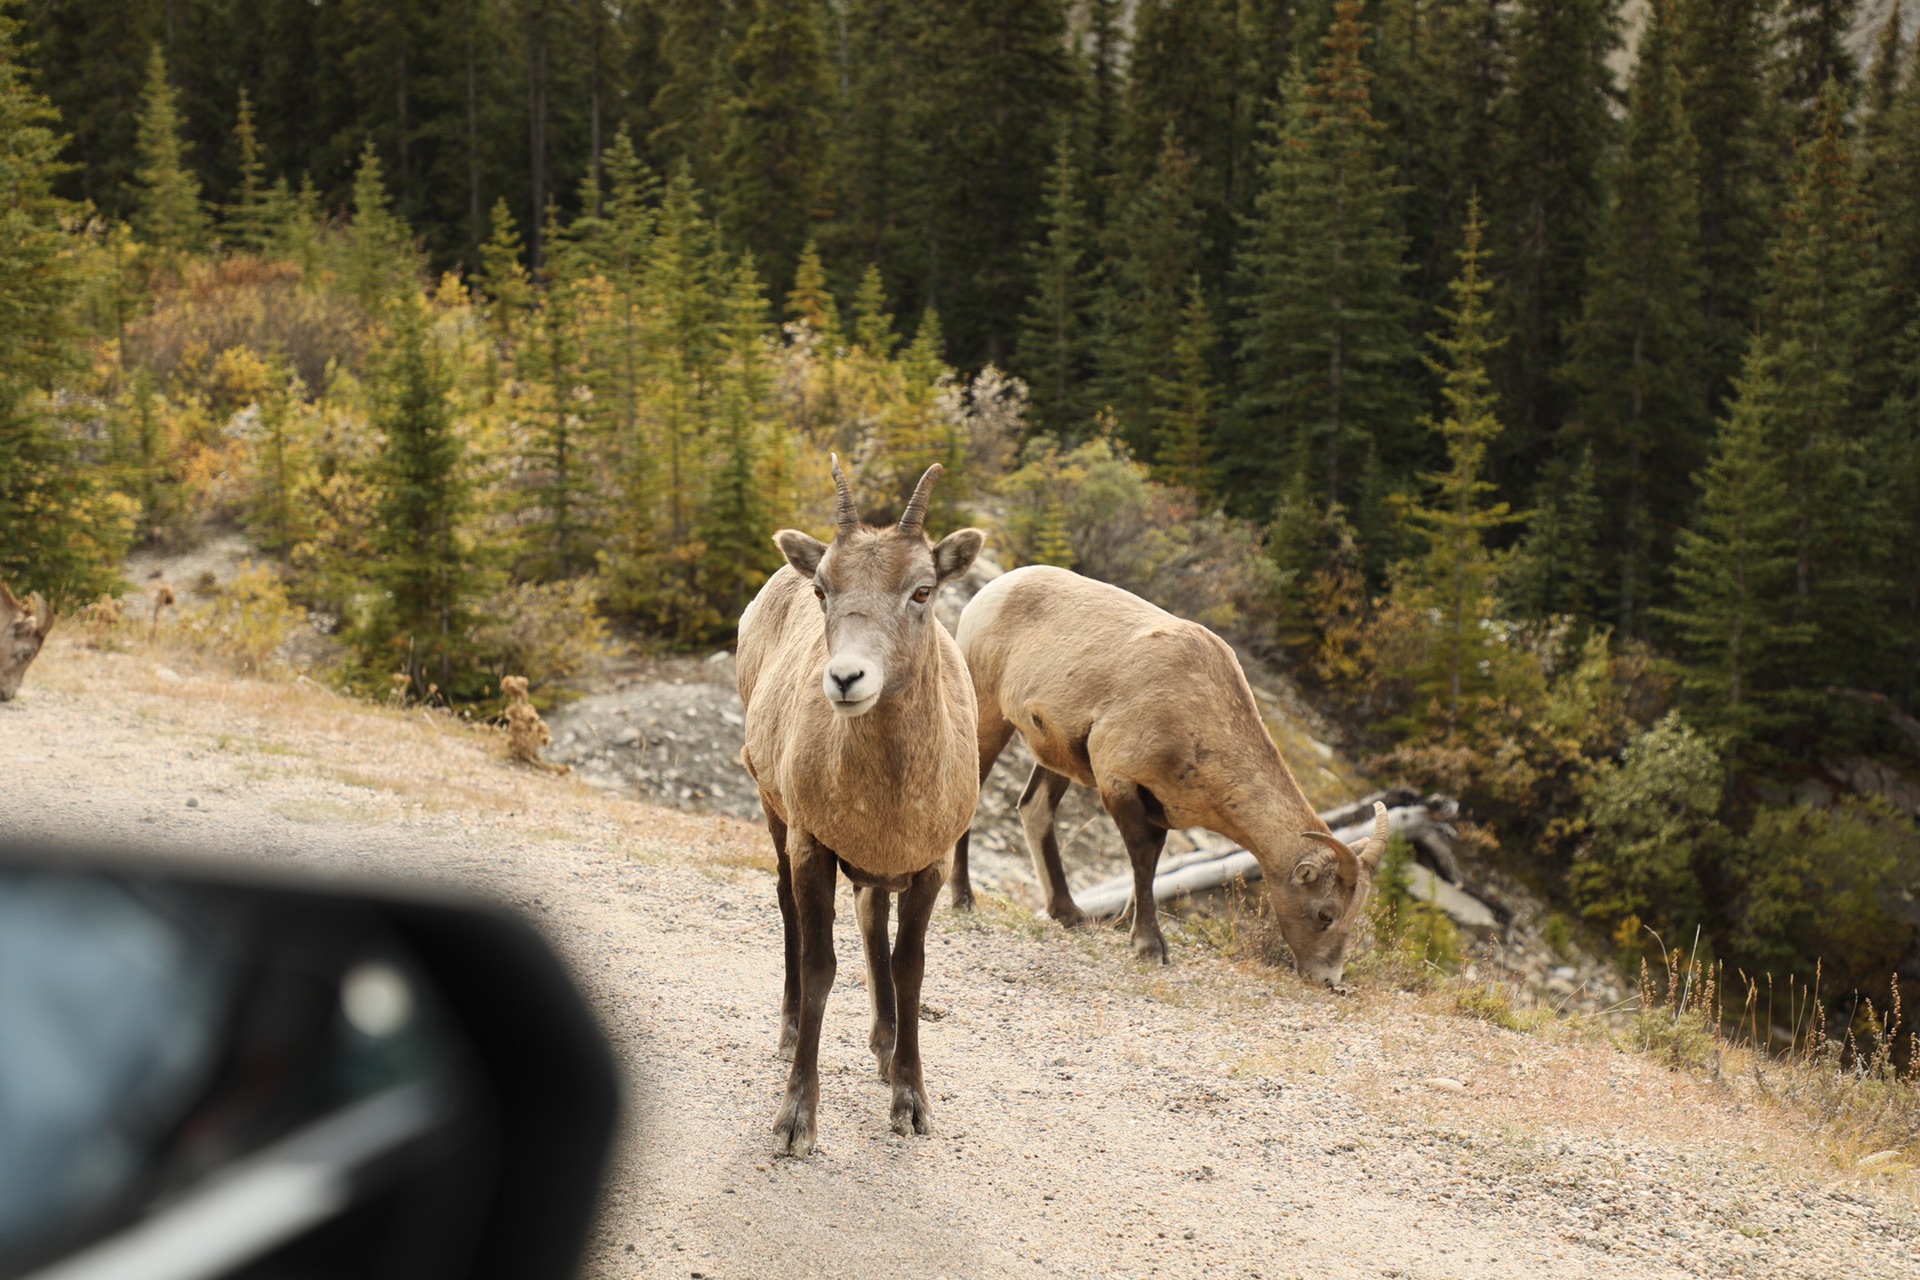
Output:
4,639,1917,1279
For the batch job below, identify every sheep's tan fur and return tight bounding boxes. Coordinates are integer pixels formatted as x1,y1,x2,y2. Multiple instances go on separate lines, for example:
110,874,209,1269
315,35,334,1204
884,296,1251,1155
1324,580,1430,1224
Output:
0,581,55,703
501,674,567,773
736,458,984,1157
955,565,1384,983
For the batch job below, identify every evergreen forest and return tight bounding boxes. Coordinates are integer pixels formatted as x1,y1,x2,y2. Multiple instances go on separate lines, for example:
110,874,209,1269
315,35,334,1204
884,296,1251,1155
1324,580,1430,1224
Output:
6,0,1920,1028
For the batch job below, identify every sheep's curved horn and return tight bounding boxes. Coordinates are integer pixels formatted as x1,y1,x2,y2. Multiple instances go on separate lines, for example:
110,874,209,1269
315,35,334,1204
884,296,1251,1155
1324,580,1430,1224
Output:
1302,829,1363,886
830,452,859,534
30,592,51,636
899,463,943,536
1362,800,1390,870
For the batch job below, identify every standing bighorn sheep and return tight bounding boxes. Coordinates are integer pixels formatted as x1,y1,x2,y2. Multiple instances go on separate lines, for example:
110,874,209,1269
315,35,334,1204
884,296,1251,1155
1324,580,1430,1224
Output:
0,582,55,702
736,458,985,1156
950,565,1386,985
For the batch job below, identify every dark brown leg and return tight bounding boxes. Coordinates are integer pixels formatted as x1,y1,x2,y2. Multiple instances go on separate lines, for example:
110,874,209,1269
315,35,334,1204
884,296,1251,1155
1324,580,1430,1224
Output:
767,807,799,1059
951,713,1016,911
889,859,945,1135
1019,763,1084,927
1103,781,1170,964
773,832,837,1157
854,884,896,1079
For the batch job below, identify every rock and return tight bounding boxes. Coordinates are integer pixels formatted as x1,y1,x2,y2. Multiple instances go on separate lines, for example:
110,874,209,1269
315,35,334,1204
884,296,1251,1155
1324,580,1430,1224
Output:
1858,1150,1904,1169
1405,863,1500,936
1422,1077,1467,1094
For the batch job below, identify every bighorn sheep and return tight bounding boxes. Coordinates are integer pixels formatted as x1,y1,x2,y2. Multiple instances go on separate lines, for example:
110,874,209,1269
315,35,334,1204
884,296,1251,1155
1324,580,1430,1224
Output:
0,582,55,702
736,458,985,1156
950,565,1386,984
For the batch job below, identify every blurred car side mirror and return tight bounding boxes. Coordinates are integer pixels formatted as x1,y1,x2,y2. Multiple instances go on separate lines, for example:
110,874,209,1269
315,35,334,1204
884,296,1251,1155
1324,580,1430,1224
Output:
0,844,619,1280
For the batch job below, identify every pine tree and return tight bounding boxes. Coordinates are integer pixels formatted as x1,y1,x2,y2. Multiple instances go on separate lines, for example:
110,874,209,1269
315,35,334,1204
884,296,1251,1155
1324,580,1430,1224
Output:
851,262,897,357
1233,0,1416,523
696,260,781,628
131,45,209,253
1398,197,1518,722
364,295,476,693
345,141,417,309
786,240,842,342
1864,8,1920,360
1150,276,1220,496
1661,350,1811,750
0,6,126,596
1013,134,1097,438
222,88,271,252
518,203,599,581
1673,0,1787,408
1561,0,1709,637
717,0,832,299
1101,128,1207,460
1487,0,1617,490
1082,0,1125,201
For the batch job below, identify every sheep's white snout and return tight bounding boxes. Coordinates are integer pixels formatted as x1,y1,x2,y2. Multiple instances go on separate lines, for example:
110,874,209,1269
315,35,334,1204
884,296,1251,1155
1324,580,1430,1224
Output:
822,654,883,716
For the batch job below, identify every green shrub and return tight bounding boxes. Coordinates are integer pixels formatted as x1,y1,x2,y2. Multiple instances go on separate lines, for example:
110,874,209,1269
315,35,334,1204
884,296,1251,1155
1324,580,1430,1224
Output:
173,562,306,674
469,577,609,694
1359,834,1465,985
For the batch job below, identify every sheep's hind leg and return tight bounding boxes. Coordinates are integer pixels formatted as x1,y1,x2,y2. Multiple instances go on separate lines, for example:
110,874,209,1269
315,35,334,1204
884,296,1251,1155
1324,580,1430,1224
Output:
888,860,946,1136
768,807,800,1060
855,884,896,1079
773,833,837,1158
1103,781,1170,964
1019,763,1084,928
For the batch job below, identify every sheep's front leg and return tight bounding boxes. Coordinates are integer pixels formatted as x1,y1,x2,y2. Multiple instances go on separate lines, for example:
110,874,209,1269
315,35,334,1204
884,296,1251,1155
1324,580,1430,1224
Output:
767,806,800,1059
1103,780,1170,964
854,884,896,1079
774,833,837,1157
888,860,946,1136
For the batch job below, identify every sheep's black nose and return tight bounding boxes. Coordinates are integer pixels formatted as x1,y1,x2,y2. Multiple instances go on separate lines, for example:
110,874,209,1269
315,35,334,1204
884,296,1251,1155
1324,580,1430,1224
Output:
1316,907,1336,928
832,669,864,694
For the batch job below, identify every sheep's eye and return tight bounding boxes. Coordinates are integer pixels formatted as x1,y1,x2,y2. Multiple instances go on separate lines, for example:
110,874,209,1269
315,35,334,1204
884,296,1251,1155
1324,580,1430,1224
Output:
813,585,826,601
911,585,932,604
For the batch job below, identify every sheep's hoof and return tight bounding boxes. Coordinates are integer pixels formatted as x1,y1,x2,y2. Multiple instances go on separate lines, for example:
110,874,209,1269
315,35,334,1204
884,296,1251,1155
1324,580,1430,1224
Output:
1049,902,1090,929
950,887,976,912
890,1082,933,1136
773,1091,818,1157
777,1021,799,1062
1132,931,1170,965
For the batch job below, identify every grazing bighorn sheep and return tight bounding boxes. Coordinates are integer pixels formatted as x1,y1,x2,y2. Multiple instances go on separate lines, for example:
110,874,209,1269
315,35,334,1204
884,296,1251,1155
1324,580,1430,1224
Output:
0,582,55,702
950,565,1386,984
736,458,984,1156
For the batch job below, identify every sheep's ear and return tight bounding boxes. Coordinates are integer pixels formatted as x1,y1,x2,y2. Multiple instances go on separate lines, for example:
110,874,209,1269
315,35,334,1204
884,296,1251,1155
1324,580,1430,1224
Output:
773,529,827,578
932,528,985,583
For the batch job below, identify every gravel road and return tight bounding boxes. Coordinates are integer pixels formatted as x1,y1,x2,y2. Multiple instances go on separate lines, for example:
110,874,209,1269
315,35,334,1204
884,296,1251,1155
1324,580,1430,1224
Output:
4,640,1917,1279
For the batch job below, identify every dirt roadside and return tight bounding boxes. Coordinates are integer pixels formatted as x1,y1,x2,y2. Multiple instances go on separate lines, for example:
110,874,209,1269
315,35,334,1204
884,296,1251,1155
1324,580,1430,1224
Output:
2,639,1916,1279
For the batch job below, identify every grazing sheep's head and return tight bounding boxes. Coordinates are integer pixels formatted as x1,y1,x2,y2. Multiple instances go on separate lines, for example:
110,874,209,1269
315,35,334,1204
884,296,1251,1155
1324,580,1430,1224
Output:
773,457,984,718
0,582,55,703
1277,801,1389,987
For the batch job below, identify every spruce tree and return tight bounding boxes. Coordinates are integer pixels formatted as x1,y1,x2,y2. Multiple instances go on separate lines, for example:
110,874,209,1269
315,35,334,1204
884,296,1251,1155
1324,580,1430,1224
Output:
519,204,599,581
1399,197,1517,723
1753,80,1893,693
1101,129,1207,461
786,240,842,343
344,141,417,310
1014,134,1097,438
131,44,209,253
1504,444,1603,623
695,261,781,632
1777,0,1862,125
1561,0,1709,637
1661,350,1811,751
365,295,476,693
1119,0,1242,292
717,0,832,298
1487,0,1617,489
1674,0,1787,408
1150,276,1220,497
222,88,271,252
1233,0,1416,523
478,197,533,346
0,6,124,596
